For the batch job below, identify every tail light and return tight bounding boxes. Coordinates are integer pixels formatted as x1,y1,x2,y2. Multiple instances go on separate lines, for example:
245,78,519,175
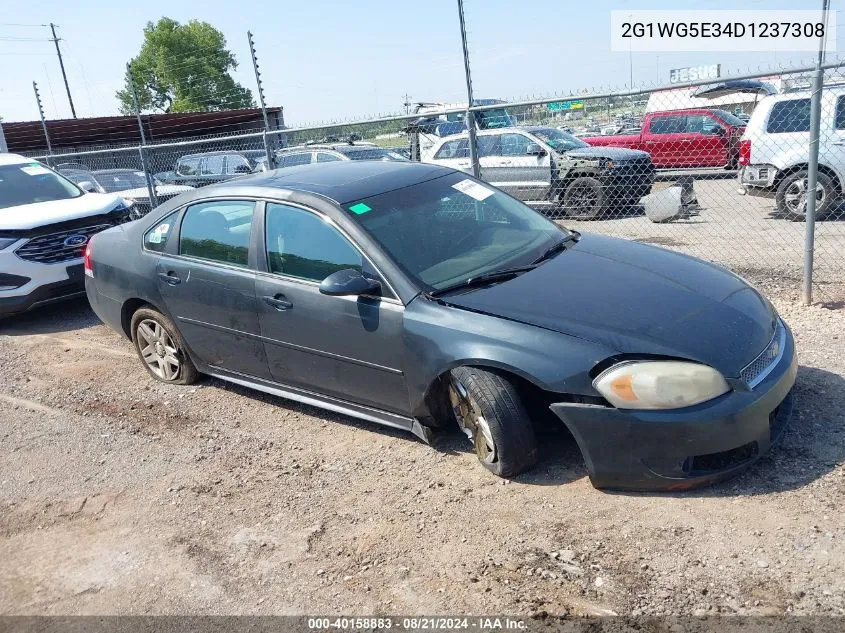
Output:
738,139,751,166
83,242,93,278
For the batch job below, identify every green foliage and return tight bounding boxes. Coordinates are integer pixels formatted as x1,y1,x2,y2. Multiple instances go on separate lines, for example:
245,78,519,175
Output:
117,18,255,115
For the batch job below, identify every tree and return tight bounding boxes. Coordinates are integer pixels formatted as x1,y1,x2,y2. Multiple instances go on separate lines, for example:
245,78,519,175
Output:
117,18,255,114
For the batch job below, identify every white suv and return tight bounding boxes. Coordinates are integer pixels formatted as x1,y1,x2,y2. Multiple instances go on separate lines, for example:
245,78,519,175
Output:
0,153,134,317
738,86,845,220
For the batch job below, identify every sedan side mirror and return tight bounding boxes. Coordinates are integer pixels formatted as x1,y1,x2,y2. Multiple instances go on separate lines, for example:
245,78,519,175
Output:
78,181,99,193
319,268,381,297
526,143,547,156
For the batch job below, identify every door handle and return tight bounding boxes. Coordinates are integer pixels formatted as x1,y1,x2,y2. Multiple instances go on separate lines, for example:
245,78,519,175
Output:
500,160,513,165
456,161,470,167
832,140,845,146
157,271,181,285
263,294,293,311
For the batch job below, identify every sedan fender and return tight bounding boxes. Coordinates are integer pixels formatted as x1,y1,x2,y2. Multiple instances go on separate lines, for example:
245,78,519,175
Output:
403,297,616,419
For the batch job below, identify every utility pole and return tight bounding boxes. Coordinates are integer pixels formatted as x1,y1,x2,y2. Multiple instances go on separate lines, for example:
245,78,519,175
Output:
32,82,53,162
247,30,274,169
49,23,76,119
126,65,158,210
456,0,480,179
403,93,412,115
802,0,831,306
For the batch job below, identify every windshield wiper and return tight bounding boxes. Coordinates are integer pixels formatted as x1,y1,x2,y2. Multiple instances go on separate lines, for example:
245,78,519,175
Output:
531,230,580,265
426,265,537,298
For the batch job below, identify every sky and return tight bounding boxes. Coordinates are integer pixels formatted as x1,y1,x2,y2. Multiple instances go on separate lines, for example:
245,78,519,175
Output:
0,0,840,127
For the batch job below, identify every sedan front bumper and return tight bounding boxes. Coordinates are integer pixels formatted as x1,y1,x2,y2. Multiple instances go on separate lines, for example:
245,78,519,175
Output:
550,325,797,491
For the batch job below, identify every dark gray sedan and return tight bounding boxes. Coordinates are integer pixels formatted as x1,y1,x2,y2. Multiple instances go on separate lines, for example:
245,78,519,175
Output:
84,161,796,490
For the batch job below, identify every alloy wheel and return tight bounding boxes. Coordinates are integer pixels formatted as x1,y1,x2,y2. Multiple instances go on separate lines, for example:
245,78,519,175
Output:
448,377,498,466
136,318,181,381
784,177,825,216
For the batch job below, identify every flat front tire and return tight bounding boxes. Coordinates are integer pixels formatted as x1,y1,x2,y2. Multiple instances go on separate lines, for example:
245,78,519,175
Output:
130,307,198,385
448,367,538,477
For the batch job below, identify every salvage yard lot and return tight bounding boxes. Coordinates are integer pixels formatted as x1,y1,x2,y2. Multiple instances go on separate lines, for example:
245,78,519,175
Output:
1,272,844,616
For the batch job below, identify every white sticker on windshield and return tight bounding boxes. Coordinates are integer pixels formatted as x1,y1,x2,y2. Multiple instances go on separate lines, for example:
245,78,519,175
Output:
21,165,51,176
452,179,494,201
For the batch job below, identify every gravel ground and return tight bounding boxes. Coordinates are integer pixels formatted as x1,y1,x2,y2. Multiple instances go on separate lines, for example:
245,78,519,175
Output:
563,176,845,304
0,270,843,617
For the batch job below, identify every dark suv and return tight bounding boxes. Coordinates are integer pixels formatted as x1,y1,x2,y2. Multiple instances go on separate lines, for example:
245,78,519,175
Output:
157,151,262,187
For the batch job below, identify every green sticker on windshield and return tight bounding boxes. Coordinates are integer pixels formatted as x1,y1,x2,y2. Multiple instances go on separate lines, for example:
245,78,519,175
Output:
349,203,372,215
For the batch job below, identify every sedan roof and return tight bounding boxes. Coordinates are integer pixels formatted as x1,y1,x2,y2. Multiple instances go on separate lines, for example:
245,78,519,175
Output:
225,160,452,205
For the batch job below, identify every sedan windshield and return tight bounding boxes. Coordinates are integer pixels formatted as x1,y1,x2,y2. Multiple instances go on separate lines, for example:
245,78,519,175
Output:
0,162,82,210
347,173,566,291
530,128,589,152
95,171,149,192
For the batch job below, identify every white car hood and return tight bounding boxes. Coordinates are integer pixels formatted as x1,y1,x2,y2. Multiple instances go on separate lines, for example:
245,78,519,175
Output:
0,193,123,231
118,184,194,199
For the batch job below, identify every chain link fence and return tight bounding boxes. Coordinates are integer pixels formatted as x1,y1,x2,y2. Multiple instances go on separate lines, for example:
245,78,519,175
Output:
23,62,845,305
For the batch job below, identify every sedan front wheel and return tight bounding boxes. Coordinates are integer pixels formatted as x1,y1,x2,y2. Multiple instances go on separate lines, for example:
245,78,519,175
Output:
448,367,538,477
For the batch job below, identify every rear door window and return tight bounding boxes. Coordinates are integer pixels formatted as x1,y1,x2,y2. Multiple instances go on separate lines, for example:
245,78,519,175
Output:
649,116,686,134
201,155,225,176
179,200,255,267
767,99,811,133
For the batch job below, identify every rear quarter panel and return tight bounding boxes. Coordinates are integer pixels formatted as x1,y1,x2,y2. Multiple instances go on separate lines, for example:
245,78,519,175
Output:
87,223,164,336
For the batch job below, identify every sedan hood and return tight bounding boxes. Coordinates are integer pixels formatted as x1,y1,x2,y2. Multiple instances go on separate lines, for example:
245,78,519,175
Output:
564,146,651,161
442,234,777,377
0,193,123,231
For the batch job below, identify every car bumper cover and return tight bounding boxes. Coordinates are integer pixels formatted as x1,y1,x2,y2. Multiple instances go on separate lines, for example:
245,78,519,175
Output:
550,325,797,491
0,264,86,317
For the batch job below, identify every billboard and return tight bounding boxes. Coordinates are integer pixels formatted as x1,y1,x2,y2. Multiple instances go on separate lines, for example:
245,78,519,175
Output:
669,64,721,84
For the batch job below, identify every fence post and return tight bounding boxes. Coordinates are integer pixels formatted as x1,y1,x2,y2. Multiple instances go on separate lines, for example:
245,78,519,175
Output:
32,82,53,166
126,64,158,210
802,0,831,306
248,31,274,170
456,0,480,179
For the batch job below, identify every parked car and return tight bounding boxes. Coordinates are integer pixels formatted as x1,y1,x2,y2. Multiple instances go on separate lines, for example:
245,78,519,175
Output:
738,86,845,220
93,169,193,218
156,151,261,186
585,108,746,169
425,126,654,218
274,143,408,168
409,100,514,162
57,167,107,194
0,153,134,317
84,161,795,490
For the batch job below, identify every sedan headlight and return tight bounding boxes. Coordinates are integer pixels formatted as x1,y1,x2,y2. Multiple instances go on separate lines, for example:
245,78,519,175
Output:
593,361,730,410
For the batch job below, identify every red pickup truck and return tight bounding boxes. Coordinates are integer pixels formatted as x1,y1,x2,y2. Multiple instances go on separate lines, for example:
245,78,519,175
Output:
585,109,746,169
